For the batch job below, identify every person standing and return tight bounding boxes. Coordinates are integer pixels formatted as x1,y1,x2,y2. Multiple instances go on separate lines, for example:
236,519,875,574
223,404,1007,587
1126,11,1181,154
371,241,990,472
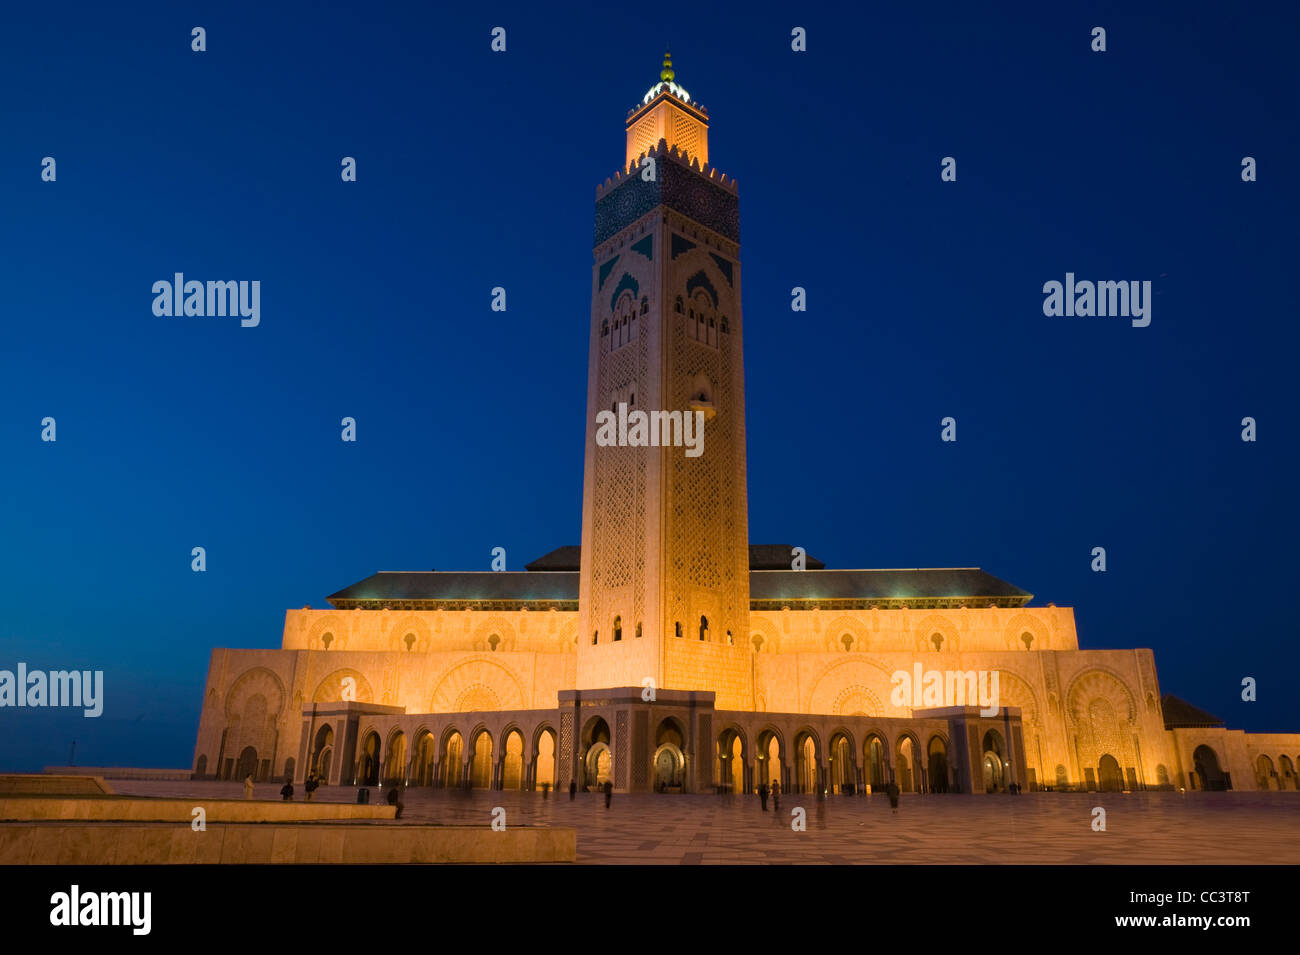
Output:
886,779,900,814
771,777,781,813
385,785,405,819
569,779,577,801
758,781,769,811
279,777,294,801
603,780,613,809
243,774,255,799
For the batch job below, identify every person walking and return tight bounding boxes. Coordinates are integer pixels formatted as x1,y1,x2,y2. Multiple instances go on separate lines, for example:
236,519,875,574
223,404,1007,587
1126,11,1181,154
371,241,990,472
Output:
886,779,900,814
569,779,577,801
243,774,255,799
603,780,613,809
305,772,319,801
771,778,781,813
758,781,769,811
279,776,294,801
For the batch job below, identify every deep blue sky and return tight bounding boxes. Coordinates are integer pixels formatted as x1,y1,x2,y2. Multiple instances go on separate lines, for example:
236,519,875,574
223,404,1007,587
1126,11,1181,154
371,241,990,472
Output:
1,1,1296,771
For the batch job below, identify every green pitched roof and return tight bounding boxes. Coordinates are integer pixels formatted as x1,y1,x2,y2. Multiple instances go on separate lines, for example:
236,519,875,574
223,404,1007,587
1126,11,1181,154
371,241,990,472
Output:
328,571,579,609
327,563,1030,610
1161,694,1225,729
750,568,1030,607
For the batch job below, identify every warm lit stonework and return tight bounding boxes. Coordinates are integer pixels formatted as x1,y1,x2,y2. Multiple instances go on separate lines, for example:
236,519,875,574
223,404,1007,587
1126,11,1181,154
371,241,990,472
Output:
192,59,1300,798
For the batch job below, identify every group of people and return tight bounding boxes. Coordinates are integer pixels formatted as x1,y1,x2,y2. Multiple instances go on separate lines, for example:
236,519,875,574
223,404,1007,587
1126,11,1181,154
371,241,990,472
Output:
566,778,615,808
756,778,903,813
268,772,321,801
755,779,783,811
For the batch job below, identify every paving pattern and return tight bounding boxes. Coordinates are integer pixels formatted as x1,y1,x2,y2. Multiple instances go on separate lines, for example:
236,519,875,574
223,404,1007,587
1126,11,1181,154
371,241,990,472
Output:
109,781,1300,864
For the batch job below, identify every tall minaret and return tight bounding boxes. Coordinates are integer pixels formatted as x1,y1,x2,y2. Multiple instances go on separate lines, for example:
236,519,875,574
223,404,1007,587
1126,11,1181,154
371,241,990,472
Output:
576,53,751,708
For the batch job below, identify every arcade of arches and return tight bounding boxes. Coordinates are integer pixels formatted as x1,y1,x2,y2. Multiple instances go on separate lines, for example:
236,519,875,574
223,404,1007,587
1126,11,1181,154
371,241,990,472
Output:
204,687,1300,797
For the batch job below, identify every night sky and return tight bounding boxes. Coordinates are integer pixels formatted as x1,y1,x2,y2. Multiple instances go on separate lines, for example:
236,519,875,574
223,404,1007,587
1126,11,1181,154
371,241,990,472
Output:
1,1,1296,771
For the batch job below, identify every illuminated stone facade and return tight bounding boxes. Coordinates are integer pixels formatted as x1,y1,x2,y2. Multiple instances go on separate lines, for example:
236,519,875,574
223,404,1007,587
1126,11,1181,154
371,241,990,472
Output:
191,59,1300,797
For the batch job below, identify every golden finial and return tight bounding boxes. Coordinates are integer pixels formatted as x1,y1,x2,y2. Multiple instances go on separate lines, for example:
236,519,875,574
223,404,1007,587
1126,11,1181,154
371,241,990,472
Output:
660,49,674,83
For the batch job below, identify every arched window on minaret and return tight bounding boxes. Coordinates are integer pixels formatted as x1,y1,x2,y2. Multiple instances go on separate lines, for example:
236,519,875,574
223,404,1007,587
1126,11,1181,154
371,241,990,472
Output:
675,622,683,638
675,295,684,314
699,615,709,641
689,290,713,344
640,297,649,315
592,630,599,645
613,616,622,642
613,291,638,350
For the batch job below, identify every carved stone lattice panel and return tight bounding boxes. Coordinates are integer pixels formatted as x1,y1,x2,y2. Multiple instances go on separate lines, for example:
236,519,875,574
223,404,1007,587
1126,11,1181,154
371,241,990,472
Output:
616,711,629,788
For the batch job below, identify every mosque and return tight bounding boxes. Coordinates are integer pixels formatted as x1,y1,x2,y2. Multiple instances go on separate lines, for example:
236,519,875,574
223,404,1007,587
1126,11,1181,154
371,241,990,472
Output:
191,55,1300,797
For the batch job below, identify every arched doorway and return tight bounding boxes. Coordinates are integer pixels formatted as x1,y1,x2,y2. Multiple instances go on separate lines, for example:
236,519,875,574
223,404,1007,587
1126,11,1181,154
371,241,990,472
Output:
829,733,854,793
1097,754,1123,792
383,731,407,786
534,728,556,790
412,731,435,786
896,735,918,793
357,731,380,786
442,731,464,788
310,724,334,782
1278,756,1295,791
1255,754,1275,791
756,730,783,790
470,731,493,788
1192,745,1226,791
981,730,1005,792
653,718,685,790
794,732,818,793
717,728,746,793
927,736,949,793
235,746,258,782
582,717,612,790
502,730,524,790
865,735,886,791
653,744,683,790
587,743,613,787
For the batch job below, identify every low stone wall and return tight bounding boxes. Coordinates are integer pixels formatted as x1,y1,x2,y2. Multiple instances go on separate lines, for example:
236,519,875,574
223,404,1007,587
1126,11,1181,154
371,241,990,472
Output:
44,766,191,781
0,797,396,823
0,823,576,864
0,775,114,796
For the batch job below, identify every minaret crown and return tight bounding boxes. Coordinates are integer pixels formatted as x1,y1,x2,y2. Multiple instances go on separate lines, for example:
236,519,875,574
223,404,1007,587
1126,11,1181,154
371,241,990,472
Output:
625,51,709,167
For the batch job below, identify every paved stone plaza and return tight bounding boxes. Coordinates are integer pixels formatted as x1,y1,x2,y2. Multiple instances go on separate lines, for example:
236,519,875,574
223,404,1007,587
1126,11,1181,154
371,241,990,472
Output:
109,781,1299,864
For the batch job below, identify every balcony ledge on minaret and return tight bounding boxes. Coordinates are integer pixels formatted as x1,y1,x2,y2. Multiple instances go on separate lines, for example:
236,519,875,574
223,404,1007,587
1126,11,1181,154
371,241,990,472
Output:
688,397,717,420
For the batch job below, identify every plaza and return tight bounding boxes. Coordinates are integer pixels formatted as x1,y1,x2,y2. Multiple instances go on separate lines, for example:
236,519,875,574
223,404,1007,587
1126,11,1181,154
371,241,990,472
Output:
106,780,1300,865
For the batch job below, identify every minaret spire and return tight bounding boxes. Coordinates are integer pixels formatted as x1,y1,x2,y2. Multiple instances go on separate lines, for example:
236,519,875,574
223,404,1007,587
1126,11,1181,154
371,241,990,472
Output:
626,49,709,166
